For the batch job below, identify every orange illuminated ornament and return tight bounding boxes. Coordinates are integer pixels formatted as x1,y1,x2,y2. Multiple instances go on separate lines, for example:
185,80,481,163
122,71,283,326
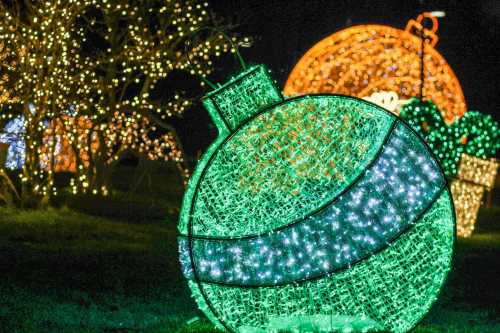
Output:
285,13,466,123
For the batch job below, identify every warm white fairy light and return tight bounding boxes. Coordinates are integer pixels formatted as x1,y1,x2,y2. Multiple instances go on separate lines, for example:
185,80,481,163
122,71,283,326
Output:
457,154,498,190
0,0,240,198
451,180,484,238
0,0,100,197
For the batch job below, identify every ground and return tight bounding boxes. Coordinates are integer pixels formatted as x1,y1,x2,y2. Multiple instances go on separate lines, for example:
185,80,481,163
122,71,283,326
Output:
0,201,499,332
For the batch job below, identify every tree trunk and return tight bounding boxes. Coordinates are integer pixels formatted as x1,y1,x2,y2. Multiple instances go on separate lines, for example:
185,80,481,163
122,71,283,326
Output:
21,132,43,208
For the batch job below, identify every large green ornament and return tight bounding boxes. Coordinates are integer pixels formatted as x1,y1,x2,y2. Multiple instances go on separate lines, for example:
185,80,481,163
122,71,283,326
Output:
178,65,455,332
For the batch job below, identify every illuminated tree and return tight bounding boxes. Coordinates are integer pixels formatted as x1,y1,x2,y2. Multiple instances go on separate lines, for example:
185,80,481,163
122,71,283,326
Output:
0,0,96,205
64,0,243,194
0,41,18,106
1,0,245,201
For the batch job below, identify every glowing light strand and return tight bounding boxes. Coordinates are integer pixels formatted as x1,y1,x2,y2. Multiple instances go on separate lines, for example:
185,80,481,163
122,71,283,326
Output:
180,123,445,287
452,154,499,237
399,98,500,177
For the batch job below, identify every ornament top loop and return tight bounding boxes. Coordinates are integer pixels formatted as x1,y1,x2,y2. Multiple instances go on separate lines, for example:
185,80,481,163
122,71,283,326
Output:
202,65,283,135
405,12,439,47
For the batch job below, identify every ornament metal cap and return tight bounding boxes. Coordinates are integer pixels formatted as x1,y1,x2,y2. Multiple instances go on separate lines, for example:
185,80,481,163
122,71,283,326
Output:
202,65,283,135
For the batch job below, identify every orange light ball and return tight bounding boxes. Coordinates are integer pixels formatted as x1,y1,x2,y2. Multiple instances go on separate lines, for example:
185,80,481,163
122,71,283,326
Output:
284,16,466,123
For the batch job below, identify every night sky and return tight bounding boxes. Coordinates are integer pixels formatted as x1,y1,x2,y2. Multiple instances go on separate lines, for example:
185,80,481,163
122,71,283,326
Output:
179,0,500,157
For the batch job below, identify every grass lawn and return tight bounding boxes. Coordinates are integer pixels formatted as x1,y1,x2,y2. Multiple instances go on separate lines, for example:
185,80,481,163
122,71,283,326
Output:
0,205,499,333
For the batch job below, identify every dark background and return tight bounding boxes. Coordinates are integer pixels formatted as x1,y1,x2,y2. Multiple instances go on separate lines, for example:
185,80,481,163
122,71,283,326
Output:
179,0,500,156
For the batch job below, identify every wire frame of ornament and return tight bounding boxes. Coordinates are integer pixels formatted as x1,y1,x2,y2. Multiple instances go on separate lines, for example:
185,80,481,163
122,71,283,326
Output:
284,14,466,124
179,65,455,333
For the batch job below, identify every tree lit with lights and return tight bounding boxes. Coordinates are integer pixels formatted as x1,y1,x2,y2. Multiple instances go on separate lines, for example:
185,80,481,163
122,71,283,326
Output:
66,0,244,193
0,0,97,204
0,0,243,202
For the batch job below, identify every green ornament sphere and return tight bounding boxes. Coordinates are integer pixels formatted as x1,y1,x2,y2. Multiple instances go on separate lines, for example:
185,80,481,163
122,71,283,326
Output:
178,65,455,333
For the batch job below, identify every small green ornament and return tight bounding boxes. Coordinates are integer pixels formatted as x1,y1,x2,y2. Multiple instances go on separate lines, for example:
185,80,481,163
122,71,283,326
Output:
454,111,500,159
178,65,455,332
426,125,462,176
399,98,446,138
400,99,500,177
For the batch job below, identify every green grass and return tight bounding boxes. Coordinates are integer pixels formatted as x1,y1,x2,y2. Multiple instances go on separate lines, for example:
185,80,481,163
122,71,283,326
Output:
65,164,184,224
0,206,499,332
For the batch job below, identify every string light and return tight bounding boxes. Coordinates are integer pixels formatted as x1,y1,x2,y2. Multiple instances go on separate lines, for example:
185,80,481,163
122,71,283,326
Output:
0,41,19,107
284,16,466,123
0,116,26,170
179,64,455,333
399,98,500,177
399,99,457,176
457,154,498,190
451,180,484,238
0,0,239,198
38,116,97,173
0,0,104,198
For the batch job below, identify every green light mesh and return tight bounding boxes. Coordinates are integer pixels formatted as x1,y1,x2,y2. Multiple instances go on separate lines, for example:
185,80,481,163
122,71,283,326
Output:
190,189,454,333
202,65,283,133
399,98,500,177
178,64,455,333
179,122,445,286
187,96,393,238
